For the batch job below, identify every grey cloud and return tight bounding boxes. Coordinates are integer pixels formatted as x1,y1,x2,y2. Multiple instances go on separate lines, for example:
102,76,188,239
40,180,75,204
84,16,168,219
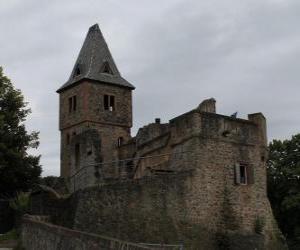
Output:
0,0,299,176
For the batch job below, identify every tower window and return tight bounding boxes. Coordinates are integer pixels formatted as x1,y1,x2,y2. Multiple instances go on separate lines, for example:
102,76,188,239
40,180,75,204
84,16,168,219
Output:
117,137,124,147
75,143,80,170
66,133,70,145
68,95,77,113
234,163,254,185
68,97,72,113
239,165,247,184
73,96,77,111
104,94,115,111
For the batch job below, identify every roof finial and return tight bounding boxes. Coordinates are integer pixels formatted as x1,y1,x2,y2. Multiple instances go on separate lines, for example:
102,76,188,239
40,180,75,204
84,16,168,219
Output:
89,23,100,32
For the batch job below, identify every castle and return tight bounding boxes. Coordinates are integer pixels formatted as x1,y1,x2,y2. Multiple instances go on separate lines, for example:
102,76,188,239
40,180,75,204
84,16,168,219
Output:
55,24,285,249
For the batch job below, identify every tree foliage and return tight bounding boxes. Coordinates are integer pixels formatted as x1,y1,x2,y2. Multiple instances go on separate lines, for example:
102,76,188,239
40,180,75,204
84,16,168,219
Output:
267,134,300,248
0,67,41,197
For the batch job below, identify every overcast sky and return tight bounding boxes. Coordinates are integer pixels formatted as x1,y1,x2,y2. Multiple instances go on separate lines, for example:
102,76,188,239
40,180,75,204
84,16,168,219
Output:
1,0,299,176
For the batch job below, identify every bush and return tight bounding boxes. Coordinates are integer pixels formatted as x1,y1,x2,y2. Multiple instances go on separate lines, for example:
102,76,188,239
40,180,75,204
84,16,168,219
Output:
9,192,30,214
254,216,265,234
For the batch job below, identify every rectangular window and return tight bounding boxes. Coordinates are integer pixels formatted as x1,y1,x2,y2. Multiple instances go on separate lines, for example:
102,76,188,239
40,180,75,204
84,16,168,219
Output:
104,94,115,111
75,143,80,169
68,97,72,113
104,95,109,110
68,95,77,113
73,96,77,111
239,165,247,184
109,95,115,111
234,163,254,185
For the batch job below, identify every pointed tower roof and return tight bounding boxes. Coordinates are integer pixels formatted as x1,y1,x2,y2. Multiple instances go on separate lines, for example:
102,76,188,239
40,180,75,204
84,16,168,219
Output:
57,24,135,93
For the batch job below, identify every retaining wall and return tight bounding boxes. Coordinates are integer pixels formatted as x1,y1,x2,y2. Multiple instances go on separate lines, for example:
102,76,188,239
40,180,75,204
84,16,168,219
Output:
21,217,152,250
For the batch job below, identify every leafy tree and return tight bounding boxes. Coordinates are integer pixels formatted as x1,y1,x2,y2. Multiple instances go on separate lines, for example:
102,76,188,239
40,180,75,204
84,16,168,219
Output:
0,66,41,197
267,134,300,249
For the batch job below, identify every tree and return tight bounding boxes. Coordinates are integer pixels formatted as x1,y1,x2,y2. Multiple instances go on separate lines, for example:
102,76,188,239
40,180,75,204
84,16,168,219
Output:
267,134,300,249
0,66,41,197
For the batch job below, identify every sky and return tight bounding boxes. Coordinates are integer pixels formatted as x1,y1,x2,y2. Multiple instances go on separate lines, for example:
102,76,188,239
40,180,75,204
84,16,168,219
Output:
0,0,299,176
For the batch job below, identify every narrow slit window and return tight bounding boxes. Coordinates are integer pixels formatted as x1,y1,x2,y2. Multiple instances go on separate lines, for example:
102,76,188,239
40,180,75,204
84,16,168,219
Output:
117,137,124,147
75,143,80,170
74,64,81,77
66,134,70,145
235,163,251,185
73,96,77,111
68,95,77,113
109,96,115,111
240,165,247,184
104,95,109,110
68,97,72,113
101,61,113,74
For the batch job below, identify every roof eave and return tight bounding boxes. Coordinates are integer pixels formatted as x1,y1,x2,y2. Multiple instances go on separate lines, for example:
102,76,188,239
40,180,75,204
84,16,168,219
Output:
56,77,135,93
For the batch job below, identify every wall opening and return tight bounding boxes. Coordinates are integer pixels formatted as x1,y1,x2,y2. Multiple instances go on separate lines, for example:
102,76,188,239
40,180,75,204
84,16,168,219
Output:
68,95,77,113
73,96,77,111
66,133,70,145
235,163,252,185
75,143,80,170
117,137,124,147
239,165,247,184
104,95,115,111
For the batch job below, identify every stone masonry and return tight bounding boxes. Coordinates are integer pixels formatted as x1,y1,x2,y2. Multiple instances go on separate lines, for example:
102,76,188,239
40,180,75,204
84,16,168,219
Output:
54,23,287,249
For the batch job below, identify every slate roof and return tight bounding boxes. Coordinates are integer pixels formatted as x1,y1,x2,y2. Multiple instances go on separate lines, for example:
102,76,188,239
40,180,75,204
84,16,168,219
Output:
57,24,135,93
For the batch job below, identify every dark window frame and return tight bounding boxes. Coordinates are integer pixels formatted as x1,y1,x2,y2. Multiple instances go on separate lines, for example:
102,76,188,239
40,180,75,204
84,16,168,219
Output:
234,163,254,185
104,94,115,111
68,95,77,113
117,137,124,147
66,133,70,145
75,143,80,170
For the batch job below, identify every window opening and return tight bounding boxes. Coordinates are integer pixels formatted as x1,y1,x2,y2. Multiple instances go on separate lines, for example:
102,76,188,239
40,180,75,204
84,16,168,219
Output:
75,143,80,170
68,97,72,113
104,94,115,111
117,137,124,147
104,95,109,110
66,134,70,145
109,96,115,111
240,165,247,184
73,96,77,111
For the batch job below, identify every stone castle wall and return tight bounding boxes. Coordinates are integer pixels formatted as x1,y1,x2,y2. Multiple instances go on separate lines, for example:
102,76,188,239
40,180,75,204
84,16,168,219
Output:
22,217,152,250
31,108,286,248
31,171,284,249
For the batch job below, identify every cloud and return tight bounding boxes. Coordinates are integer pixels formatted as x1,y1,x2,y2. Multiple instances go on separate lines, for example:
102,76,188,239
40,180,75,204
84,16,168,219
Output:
0,0,299,176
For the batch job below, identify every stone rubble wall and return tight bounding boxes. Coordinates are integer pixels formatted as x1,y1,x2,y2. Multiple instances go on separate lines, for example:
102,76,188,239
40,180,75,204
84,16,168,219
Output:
21,217,152,250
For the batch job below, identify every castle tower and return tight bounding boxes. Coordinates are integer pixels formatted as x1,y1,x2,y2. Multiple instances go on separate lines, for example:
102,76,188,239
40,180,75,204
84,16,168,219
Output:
57,24,135,180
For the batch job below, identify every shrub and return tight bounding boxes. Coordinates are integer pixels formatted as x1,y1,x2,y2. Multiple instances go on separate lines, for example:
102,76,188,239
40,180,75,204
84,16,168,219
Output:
254,216,265,234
